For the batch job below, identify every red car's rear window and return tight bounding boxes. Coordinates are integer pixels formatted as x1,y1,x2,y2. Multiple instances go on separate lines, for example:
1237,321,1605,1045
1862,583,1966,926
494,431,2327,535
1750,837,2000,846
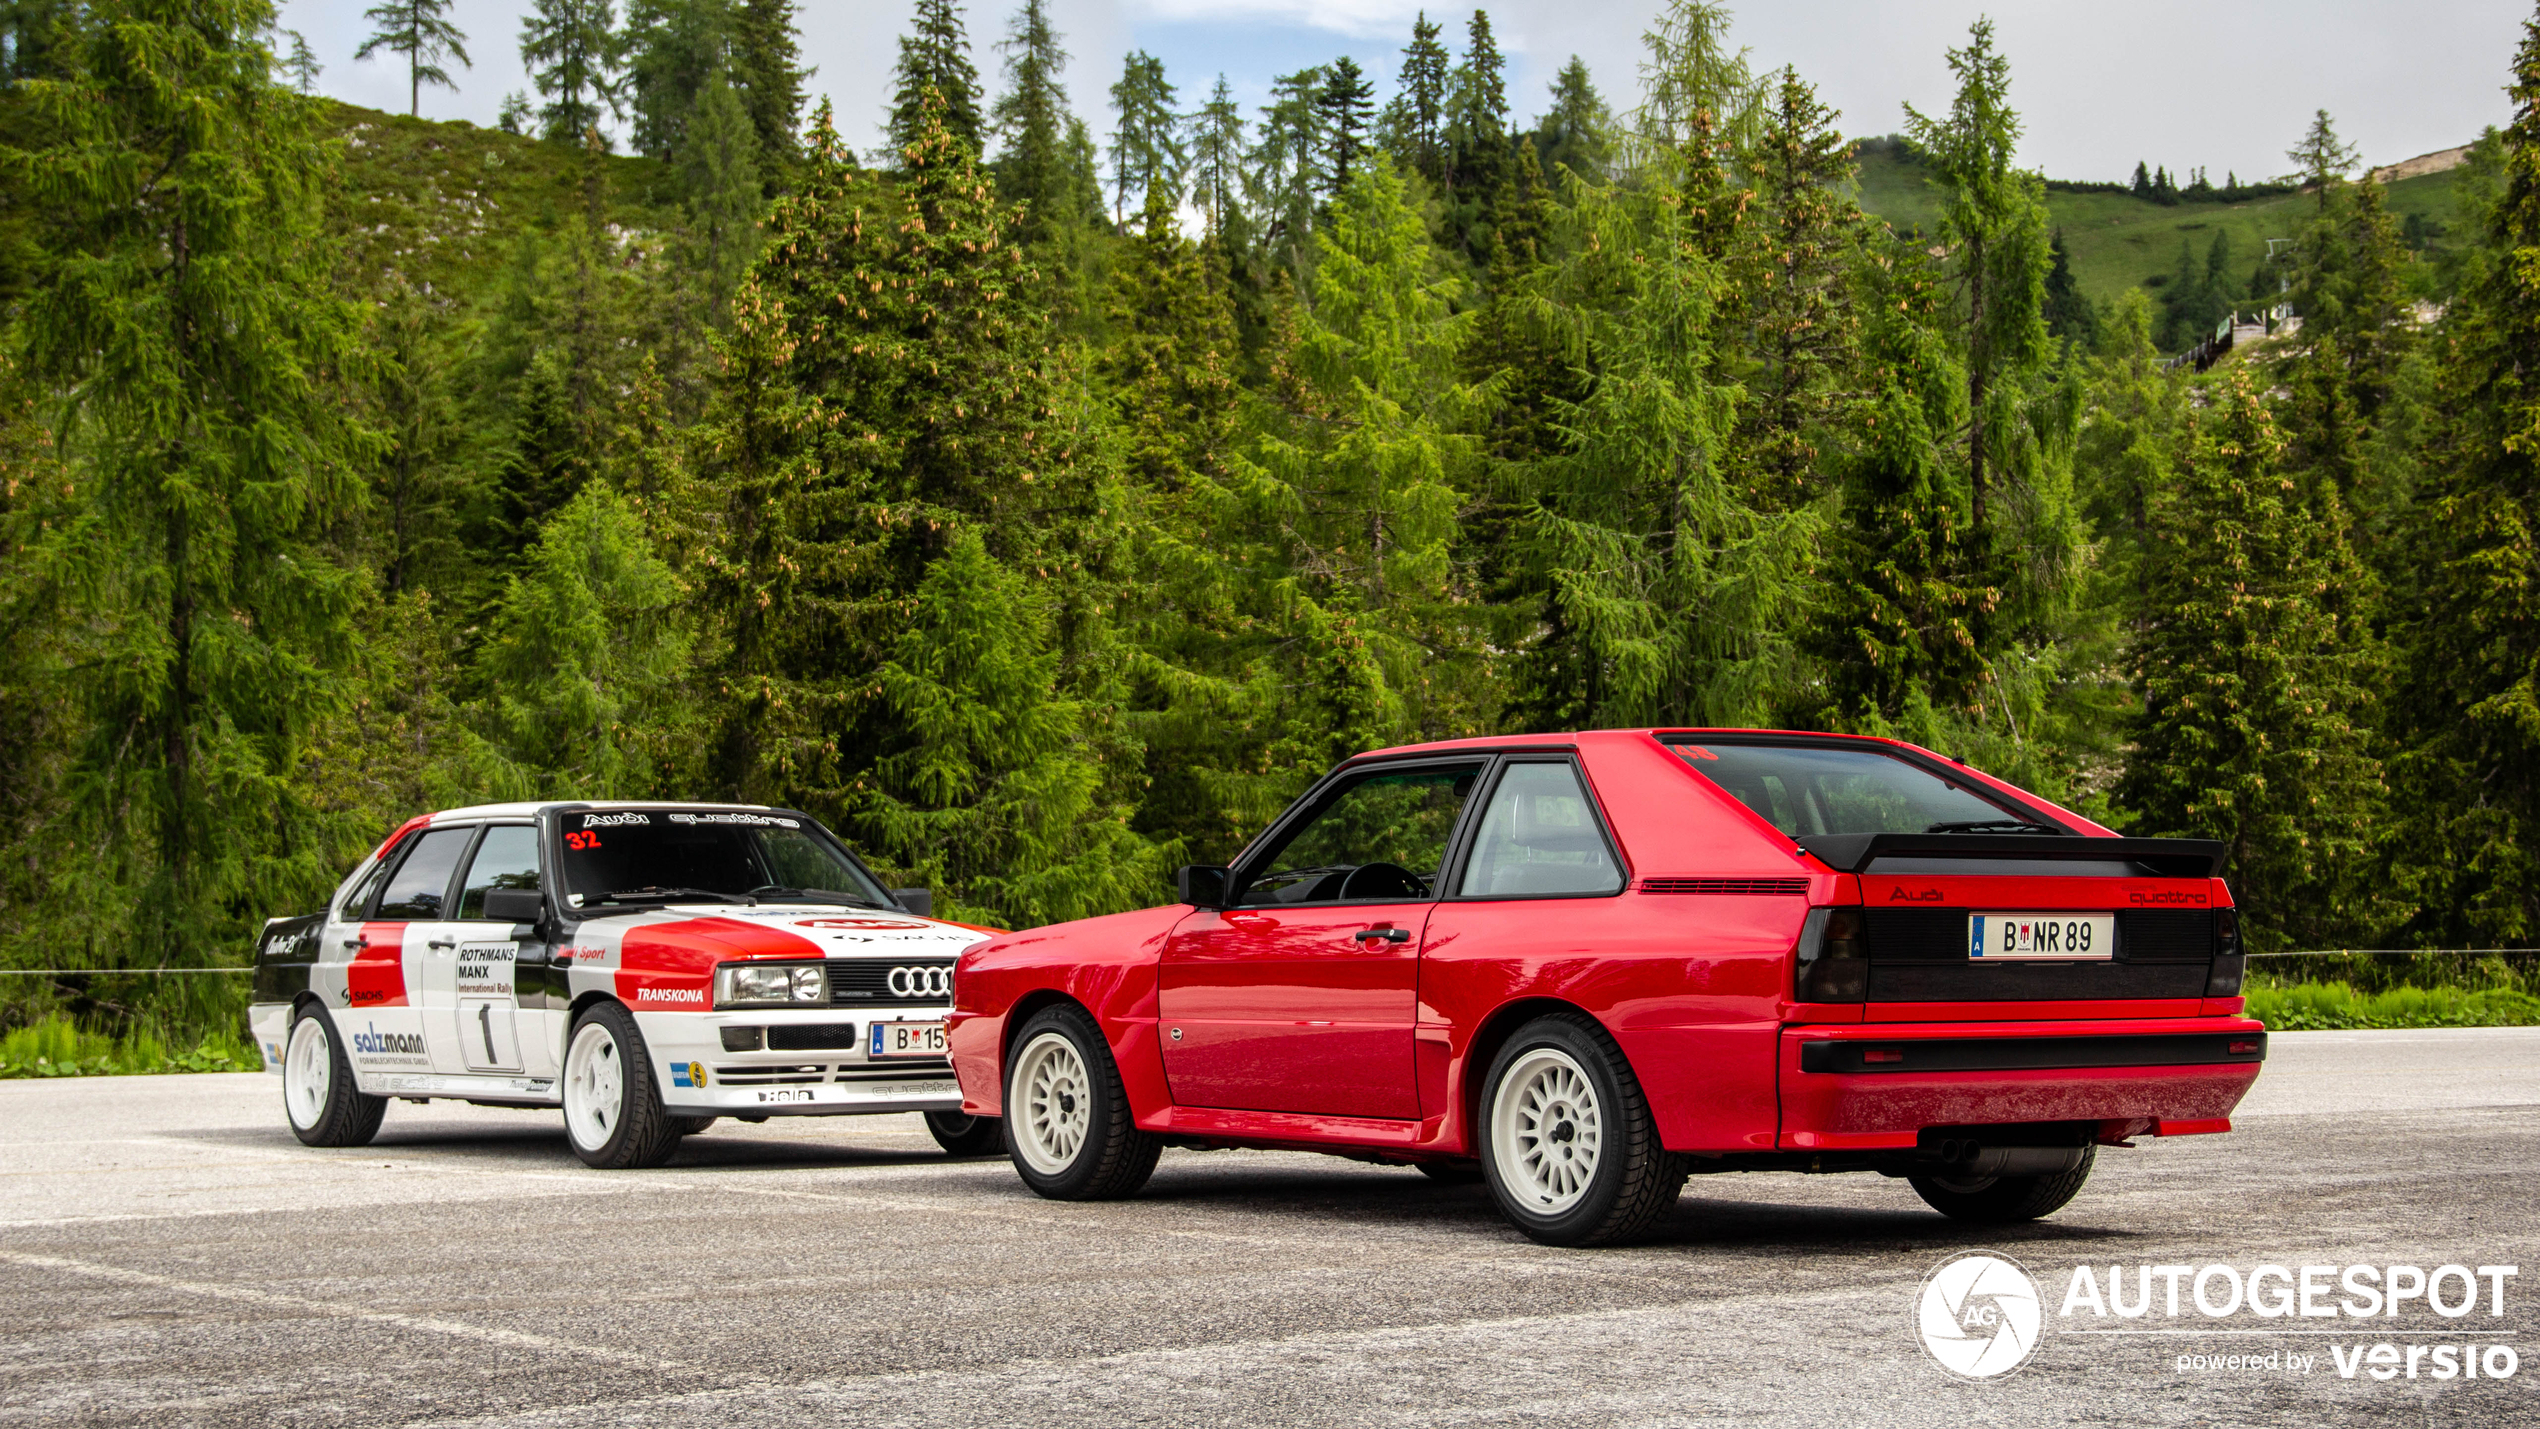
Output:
1672,741,2039,838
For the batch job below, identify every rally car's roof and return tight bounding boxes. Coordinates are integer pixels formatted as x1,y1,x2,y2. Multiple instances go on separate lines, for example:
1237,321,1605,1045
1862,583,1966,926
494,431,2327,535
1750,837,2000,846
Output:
427,799,779,821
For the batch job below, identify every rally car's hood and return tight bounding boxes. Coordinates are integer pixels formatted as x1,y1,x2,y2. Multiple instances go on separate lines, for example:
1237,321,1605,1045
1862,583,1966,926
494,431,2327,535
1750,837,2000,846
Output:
566,902,992,964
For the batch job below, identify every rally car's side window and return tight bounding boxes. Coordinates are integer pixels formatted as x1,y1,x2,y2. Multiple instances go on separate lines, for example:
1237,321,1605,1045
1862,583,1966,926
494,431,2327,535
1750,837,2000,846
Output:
336,859,391,922
371,827,474,922
458,825,541,920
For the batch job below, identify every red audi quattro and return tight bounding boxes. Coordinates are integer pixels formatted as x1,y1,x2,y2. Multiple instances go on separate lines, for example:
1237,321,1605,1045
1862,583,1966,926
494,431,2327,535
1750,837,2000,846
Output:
945,731,2263,1246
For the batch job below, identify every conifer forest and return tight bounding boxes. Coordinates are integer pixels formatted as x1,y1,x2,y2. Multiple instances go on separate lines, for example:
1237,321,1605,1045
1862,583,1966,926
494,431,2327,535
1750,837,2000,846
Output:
5,0,2540,1056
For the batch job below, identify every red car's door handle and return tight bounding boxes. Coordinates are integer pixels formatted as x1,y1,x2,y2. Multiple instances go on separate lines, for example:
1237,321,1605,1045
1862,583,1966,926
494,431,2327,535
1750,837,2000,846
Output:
1352,926,1412,944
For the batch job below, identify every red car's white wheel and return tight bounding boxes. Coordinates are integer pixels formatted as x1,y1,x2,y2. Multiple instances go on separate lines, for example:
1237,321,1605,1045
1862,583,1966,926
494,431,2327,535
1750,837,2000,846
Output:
1001,1004,1160,1200
1489,1046,1605,1215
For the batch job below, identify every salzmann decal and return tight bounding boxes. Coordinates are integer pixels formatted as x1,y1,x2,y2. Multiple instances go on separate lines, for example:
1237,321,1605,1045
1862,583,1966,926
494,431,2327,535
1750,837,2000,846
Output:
349,1025,427,1057
1927,1258,2526,1384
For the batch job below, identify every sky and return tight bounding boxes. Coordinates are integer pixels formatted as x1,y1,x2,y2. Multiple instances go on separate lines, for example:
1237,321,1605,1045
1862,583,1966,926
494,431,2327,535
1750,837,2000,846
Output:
276,0,2530,185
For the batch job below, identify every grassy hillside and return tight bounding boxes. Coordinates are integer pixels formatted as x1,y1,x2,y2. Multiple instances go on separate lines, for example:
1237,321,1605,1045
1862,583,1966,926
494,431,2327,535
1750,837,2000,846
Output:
315,101,679,298
1853,141,2468,305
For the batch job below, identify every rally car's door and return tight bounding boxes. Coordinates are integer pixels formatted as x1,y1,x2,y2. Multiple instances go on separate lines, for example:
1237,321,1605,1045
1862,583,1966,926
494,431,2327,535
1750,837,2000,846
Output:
421,824,543,1077
325,824,474,1085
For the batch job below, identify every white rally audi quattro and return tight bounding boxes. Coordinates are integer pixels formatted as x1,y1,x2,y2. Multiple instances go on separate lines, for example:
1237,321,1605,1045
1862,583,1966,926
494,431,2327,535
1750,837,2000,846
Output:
247,802,1003,1168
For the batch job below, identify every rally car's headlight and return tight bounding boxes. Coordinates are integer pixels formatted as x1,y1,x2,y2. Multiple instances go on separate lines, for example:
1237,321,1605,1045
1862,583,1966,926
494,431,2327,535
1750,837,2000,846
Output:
716,962,826,1008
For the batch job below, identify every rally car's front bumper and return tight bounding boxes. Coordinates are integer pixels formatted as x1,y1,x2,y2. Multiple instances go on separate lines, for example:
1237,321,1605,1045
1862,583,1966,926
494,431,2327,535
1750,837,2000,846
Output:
637,1006,963,1117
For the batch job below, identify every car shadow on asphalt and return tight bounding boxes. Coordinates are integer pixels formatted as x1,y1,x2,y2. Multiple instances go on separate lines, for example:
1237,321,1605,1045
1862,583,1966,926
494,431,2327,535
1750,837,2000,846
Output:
153,1121,974,1173
1127,1161,2146,1253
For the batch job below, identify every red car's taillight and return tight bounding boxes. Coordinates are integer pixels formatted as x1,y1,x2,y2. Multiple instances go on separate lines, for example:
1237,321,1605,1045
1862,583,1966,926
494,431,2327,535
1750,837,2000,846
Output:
1796,906,1867,1002
2206,906,2244,996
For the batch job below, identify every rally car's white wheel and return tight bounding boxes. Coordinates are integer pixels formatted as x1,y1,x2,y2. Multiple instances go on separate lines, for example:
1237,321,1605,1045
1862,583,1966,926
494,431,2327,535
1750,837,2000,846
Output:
1003,1004,1159,1199
562,1003,680,1170
1476,1013,1684,1247
284,1005,386,1148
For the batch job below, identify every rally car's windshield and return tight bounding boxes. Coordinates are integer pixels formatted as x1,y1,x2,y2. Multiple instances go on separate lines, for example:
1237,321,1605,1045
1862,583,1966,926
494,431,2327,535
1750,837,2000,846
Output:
556,809,896,910
1670,740,2055,838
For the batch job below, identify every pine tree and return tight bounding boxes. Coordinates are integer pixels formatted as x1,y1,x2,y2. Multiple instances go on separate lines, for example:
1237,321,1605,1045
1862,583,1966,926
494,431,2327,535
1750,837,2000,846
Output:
677,63,763,323
2042,228,2095,348
369,281,476,598
856,528,1166,924
478,484,694,794
13,0,375,968
357,0,470,118
1902,18,2058,540
728,0,802,174
2119,368,2384,948
1534,55,1612,184
521,0,624,143
2286,108,2363,192
1188,74,1247,237
2130,160,2151,198
1510,153,1819,730
1729,66,1865,509
1107,49,1181,221
988,0,1071,241
1100,185,1239,495
887,0,981,160
2380,12,2540,944
1443,9,1509,255
1253,67,1325,282
623,0,730,161
1380,11,1450,182
1808,231,1995,729
282,28,321,93
1636,0,1757,158
1318,55,1374,191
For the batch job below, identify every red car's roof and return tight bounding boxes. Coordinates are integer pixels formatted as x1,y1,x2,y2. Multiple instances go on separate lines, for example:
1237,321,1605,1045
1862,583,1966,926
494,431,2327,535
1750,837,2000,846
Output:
1342,728,2117,839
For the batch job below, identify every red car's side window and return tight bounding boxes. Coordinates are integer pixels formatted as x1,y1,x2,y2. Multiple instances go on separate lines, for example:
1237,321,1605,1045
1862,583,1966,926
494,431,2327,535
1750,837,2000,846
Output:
1240,764,1483,905
1459,762,1623,898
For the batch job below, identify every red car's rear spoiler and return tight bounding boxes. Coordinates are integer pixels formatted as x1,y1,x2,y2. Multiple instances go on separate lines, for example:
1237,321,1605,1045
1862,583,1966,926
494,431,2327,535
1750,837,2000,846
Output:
1794,833,2226,879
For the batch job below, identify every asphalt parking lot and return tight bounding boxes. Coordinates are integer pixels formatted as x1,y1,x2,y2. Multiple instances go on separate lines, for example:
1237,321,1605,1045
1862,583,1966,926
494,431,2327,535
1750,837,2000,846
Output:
3,1029,2537,1427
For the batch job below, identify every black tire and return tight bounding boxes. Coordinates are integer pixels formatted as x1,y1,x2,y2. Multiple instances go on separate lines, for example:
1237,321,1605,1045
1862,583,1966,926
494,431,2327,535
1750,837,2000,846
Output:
561,1002,682,1170
671,1116,717,1136
283,1003,388,1148
1909,1147,2097,1223
1475,1012,1685,1247
1002,1004,1161,1200
925,1110,1006,1156
1416,1159,1485,1185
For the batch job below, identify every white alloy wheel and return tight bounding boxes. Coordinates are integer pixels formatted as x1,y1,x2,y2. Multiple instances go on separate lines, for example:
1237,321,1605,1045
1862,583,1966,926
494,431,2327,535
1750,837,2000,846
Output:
284,1015,334,1131
1010,1030,1093,1175
564,1019,627,1154
1489,1045,1605,1215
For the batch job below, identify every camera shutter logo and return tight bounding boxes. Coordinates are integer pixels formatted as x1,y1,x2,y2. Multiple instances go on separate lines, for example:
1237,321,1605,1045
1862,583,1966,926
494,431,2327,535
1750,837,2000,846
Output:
1918,1252,2043,1379
887,965,951,998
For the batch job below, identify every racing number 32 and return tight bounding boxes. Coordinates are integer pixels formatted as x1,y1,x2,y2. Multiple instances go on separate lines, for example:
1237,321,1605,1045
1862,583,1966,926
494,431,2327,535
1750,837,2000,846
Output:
566,831,602,850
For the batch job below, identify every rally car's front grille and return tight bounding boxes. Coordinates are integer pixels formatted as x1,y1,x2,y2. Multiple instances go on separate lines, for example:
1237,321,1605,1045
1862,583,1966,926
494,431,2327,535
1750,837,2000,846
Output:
827,958,956,1005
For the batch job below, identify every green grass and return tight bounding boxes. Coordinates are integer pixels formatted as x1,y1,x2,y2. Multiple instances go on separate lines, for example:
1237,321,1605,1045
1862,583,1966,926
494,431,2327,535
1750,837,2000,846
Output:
2243,981,2540,1031
1852,144,2468,305
316,101,681,298
0,1015,262,1079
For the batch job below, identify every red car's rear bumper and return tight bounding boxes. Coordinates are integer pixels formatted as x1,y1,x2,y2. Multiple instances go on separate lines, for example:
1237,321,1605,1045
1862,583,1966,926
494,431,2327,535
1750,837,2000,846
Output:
1776,1016,2265,1150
